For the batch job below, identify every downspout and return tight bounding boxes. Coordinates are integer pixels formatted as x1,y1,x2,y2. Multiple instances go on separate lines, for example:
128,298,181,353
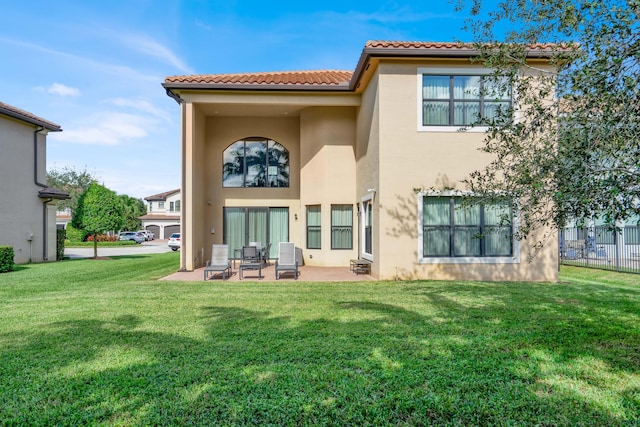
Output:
34,127,50,261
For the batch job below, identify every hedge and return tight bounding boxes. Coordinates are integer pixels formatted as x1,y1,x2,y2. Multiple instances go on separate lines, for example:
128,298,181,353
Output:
0,246,14,273
56,229,66,261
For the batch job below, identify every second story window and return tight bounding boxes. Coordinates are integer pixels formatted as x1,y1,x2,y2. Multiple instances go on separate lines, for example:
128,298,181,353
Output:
170,202,175,212
159,202,165,209
175,200,181,212
422,75,511,126
223,137,290,188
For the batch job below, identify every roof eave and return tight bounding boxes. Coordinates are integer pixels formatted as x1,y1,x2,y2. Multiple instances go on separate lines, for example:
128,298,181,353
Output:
0,105,62,131
349,45,559,90
38,187,70,200
162,81,351,95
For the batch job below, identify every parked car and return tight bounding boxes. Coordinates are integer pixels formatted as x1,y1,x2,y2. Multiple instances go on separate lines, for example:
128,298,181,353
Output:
168,233,181,251
119,231,145,244
138,230,153,241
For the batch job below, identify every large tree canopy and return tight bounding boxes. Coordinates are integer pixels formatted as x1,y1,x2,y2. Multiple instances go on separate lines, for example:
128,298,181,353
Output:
119,194,146,232
47,166,97,214
453,0,640,249
72,183,124,258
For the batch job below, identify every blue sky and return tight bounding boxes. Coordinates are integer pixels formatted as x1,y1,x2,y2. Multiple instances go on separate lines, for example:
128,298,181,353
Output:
1,0,486,199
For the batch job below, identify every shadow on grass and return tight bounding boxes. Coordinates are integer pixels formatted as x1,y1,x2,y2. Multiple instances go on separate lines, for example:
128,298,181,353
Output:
0,283,638,425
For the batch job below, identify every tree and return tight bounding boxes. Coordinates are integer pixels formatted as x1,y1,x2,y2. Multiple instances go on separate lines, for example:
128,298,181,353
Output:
453,0,640,251
119,194,146,231
72,183,124,258
47,166,97,214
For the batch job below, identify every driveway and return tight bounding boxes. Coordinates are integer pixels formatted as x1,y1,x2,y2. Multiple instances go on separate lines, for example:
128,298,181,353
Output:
64,239,174,259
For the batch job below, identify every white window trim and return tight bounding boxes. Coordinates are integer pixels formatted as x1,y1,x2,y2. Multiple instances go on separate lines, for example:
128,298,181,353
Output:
417,66,513,133
416,190,521,264
360,194,374,261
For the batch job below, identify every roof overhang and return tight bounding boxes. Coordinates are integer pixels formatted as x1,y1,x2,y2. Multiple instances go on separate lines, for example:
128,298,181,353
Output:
38,187,70,200
0,102,62,131
163,41,572,102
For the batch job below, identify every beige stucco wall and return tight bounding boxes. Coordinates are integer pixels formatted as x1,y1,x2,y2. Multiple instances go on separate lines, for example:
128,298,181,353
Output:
300,106,357,266
355,73,381,276
371,60,558,281
0,117,57,263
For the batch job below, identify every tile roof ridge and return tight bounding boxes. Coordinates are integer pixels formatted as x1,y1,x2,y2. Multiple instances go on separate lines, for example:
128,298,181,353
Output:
364,40,573,51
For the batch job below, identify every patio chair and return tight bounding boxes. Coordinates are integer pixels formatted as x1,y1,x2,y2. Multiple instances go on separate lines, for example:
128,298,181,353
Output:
242,245,260,263
239,245,262,279
261,242,272,265
204,244,232,280
275,242,298,280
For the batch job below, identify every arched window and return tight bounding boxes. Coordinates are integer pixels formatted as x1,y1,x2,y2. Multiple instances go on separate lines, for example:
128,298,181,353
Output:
223,137,290,188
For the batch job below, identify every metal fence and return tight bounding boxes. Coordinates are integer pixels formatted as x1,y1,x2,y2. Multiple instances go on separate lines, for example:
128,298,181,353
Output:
559,225,640,273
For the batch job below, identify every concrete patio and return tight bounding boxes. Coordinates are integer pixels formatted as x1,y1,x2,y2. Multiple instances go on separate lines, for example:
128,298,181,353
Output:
161,263,375,282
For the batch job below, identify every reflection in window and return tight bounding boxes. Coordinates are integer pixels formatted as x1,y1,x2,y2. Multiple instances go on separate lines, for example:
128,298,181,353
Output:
223,137,290,188
422,196,513,257
422,75,512,126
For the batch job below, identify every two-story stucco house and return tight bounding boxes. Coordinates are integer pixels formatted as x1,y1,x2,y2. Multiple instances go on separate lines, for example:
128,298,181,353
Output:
0,102,69,264
139,189,181,239
162,41,559,281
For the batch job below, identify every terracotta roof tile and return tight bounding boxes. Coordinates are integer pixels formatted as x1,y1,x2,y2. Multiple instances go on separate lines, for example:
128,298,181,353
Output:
0,101,61,131
163,41,571,92
364,40,570,51
165,70,353,86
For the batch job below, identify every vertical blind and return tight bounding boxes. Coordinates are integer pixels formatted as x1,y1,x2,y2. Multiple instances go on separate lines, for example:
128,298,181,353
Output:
331,205,353,249
306,206,321,249
423,197,512,257
422,75,511,126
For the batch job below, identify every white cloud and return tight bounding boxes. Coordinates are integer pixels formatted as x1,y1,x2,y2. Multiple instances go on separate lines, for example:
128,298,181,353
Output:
195,19,213,31
129,36,192,73
0,36,160,83
48,82,80,97
55,112,153,146
102,31,193,74
104,98,172,123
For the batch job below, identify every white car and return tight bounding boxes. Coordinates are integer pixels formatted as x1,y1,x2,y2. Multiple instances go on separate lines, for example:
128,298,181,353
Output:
168,233,181,251
119,231,145,244
138,230,154,241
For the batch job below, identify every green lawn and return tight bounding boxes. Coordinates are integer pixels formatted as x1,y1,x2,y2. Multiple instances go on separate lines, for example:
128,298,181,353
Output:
1,254,638,426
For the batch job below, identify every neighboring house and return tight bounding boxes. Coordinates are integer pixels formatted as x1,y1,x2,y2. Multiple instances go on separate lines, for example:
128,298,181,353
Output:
162,41,559,281
561,215,640,260
0,102,69,264
139,189,181,239
56,207,72,230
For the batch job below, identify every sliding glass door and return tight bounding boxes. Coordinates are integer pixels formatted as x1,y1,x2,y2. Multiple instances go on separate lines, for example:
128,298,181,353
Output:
224,207,289,258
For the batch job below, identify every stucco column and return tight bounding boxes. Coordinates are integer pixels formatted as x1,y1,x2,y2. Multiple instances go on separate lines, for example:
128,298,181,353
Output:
181,102,195,271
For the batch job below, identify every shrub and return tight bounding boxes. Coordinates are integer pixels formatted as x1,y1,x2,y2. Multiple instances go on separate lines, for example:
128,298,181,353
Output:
56,229,66,261
0,246,14,273
85,234,118,242
65,224,85,243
